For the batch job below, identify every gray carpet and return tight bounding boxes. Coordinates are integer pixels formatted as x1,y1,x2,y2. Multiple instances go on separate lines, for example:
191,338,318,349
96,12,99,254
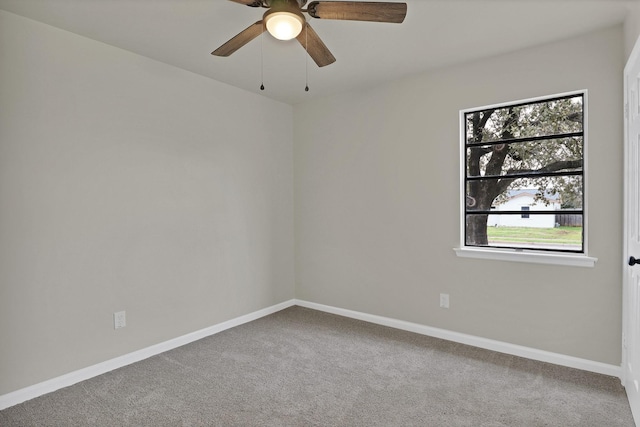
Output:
0,306,634,426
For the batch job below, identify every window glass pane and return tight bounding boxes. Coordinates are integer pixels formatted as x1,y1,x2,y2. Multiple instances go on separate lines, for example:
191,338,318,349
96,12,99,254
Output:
466,214,583,252
466,137,583,178
463,92,585,254
466,176,583,212
465,95,583,142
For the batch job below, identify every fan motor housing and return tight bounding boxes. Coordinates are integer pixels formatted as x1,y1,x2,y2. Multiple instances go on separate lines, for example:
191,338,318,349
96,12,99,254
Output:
263,0,307,8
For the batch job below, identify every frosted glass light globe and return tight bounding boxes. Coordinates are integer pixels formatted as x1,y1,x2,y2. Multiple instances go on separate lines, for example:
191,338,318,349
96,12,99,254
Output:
265,11,304,41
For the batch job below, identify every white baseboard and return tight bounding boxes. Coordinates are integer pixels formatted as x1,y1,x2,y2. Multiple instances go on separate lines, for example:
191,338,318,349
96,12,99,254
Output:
294,299,622,379
1,298,621,411
0,299,296,411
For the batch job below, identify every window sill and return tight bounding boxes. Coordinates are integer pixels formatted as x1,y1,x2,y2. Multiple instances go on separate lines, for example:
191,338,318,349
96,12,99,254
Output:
453,247,597,267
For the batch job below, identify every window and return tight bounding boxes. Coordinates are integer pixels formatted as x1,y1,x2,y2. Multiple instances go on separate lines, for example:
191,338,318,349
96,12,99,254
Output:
456,91,596,266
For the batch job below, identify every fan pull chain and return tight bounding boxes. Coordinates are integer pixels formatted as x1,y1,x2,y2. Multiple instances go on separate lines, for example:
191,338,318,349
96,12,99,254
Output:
304,23,309,92
260,21,265,91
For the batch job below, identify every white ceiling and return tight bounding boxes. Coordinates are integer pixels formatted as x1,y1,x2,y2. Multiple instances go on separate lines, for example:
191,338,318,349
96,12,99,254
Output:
0,0,635,105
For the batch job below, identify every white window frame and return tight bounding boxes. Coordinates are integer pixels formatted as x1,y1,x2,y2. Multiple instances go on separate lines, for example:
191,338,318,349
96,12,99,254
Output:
454,90,597,267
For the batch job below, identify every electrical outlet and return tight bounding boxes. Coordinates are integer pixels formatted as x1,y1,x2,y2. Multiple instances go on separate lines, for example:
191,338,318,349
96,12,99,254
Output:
439,293,450,309
114,311,126,329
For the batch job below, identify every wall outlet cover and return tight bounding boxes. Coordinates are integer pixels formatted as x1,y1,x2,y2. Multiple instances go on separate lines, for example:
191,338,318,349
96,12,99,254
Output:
114,311,126,329
439,294,450,309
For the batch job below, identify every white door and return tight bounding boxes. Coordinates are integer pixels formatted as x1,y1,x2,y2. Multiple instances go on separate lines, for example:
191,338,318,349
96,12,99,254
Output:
623,36,640,424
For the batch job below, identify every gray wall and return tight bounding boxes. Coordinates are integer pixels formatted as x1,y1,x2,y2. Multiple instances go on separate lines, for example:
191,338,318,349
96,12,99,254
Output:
625,3,640,59
294,26,625,365
0,10,294,395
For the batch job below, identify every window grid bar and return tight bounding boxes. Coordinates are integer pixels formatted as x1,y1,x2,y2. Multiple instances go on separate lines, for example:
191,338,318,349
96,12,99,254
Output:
467,170,582,181
466,210,582,215
465,132,583,148
477,244,583,254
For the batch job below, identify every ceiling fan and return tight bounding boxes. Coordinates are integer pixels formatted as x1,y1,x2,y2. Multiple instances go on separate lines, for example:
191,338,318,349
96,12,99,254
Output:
212,0,407,67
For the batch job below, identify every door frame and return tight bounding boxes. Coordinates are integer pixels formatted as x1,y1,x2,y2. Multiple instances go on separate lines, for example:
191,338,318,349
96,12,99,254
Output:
623,33,640,424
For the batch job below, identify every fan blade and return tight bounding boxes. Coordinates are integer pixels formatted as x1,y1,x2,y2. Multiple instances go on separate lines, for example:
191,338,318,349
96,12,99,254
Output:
296,23,336,67
212,21,265,57
229,0,263,6
307,1,407,23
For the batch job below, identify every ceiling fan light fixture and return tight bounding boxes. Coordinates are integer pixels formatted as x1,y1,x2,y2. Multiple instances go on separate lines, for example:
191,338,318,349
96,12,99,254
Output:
264,9,305,41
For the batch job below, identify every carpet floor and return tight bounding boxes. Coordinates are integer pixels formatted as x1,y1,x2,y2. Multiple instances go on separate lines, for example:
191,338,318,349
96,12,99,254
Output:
0,306,634,426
